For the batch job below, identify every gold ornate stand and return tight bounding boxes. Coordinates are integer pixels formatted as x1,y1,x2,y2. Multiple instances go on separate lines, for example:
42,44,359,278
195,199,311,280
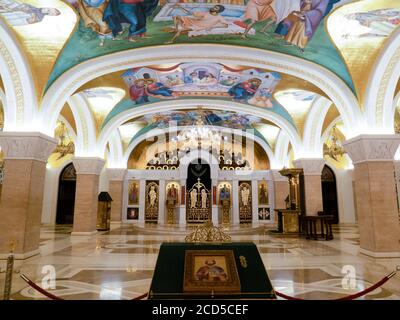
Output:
221,200,231,224
185,221,231,243
167,202,175,224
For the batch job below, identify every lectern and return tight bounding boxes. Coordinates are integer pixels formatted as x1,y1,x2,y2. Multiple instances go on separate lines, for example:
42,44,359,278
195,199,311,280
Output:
274,168,304,233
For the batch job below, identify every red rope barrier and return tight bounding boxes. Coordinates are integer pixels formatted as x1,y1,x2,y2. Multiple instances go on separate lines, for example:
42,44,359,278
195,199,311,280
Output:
20,274,64,300
20,274,148,301
275,269,398,300
131,292,148,300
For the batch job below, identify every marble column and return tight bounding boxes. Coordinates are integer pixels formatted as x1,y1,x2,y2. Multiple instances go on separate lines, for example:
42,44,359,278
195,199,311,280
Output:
269,170,289,224
179,179,186,225
108,168,126,223
344,135,400,257
71,157,105,235
139,179,146,223
251,180,258,223
232,179,240,224
212,180,218,224
269,170,288,209
293,158,325,216
0,132,57,259
159,180,166,224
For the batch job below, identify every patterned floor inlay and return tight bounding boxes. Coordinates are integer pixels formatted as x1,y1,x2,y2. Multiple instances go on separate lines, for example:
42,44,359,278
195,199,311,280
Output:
1,223,399,300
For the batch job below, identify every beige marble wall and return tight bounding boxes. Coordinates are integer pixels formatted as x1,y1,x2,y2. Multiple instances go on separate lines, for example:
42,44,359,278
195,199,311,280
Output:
354,161,400,254
303,175,323,216
72,174,100,234
0,159,47,257
109,180,123,222
273,180,289,209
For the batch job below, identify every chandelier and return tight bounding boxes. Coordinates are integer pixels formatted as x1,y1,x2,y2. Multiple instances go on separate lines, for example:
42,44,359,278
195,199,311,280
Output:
395,121,400,134
54,121,75,160
175,108,222,147
323,125,346,161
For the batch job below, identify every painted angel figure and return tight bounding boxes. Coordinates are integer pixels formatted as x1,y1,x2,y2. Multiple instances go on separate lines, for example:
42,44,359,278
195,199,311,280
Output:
148,186,157,208
0,0,60,26
190,189,198,209
201,189,207,209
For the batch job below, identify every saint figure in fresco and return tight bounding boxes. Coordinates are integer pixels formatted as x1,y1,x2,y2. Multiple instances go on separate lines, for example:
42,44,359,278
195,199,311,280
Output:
259,184,268,204
228,78,262,102
129,182,138,204
166,4,229,43
0,0,60,26
247,87,273,108
234,0,276,38
234,0,300,38
344,9,400,38
128,73,176,104
167,184,178,204
129,79,149,104
74,0,111,36
220,184,230,201
275,0,330,52
142,73,176,98
103,0,159,42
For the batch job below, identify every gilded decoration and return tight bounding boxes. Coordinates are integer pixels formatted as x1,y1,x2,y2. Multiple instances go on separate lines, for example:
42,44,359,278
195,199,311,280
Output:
145,180,159,222
327,0,400,106
186,178,211,223
258,181,269,206
0,38,24,124
128,180,139,206
238,181,252,223
218,182,232,224
0,0,77,99
185,221,231,243
166,181,179,224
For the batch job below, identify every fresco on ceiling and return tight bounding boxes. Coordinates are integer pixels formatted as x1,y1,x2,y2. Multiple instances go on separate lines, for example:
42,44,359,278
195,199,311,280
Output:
139,110,262,130
342,8,400,38
46,0,354,93
0,0,61,26
122,62,281,108
274,89,316,102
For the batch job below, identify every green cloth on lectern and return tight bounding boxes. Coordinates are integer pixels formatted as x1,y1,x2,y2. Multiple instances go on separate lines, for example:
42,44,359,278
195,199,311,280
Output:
149,242,276,299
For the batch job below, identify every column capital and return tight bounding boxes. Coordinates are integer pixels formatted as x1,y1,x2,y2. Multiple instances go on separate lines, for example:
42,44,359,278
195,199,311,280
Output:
0,132,57,162
267,169,287,182
343,134,400,164
293,158,325,175
73,157,105,175
107,168,127,181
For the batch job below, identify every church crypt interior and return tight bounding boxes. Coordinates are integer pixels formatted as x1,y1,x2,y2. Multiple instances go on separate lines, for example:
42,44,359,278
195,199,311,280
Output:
0,0,400,302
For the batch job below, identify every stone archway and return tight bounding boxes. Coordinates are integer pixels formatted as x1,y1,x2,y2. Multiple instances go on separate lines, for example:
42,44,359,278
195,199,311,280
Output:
56,163,77,225
321,165,339,224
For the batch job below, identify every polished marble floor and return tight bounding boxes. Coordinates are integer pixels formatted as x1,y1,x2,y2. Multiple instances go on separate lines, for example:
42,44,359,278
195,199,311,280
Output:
1,223,399,300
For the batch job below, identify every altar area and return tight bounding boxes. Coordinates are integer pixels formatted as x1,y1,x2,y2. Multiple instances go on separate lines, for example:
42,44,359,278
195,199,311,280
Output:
123,149,273,227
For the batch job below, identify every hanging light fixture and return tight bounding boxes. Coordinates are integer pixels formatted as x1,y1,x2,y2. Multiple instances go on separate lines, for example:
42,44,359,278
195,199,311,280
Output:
323,125,346,161
176,107,222,147
54,121,75,160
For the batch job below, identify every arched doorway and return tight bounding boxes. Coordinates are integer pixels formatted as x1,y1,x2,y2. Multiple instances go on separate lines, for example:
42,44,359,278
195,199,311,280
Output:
321,165,339,224
186,159,211,222
56,163,76,225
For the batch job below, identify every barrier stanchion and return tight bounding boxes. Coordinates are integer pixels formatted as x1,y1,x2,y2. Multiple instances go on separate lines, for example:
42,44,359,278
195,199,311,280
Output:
276,266,400,300
2,241,16,300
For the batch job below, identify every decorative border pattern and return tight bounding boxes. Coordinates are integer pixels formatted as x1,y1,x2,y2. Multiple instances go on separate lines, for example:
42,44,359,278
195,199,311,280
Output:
0,38,24,125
